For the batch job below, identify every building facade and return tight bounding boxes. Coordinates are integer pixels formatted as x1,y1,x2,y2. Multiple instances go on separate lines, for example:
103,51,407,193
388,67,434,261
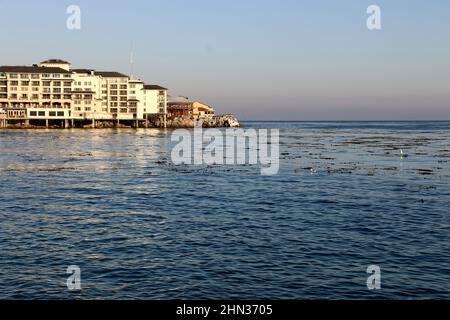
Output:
167,96,215,119
0,59,168,127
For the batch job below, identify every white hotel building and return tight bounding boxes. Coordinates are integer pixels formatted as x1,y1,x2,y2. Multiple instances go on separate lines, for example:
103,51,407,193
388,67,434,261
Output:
0,59,168,127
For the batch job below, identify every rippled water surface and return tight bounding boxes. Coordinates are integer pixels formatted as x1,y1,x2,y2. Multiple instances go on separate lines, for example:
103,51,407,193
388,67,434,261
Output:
1,122,449,299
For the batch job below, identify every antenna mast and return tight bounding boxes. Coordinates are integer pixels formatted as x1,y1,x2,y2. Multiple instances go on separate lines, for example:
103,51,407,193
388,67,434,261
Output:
130,41,134,80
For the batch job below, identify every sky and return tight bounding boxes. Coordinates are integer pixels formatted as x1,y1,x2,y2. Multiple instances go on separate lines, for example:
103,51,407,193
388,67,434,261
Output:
0,0,449,120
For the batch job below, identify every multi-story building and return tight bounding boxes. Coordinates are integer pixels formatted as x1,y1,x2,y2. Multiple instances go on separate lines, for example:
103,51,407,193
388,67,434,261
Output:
143,85,168,115
70,69,103,120
0,59,168,127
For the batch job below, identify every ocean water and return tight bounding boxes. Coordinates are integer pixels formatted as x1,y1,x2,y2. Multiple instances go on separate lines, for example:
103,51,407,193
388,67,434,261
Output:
0,121,449,300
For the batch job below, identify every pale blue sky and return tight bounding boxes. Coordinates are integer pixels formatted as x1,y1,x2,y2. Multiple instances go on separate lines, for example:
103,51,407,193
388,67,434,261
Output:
0,0,449,120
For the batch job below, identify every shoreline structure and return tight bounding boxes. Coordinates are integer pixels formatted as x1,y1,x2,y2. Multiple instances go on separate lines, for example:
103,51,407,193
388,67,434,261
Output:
0,59,239,129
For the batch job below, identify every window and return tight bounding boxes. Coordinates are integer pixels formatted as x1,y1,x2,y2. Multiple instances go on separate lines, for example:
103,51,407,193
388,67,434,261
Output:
38,111,45,116
21,81,29,86
30,111,37,116
53,88,61,93
110,85,117,89
64,81,72,87
120,91,127,96
85,107,91,111
63,88,71,93
32,81,40,86
49,111,56,117
42,74,50,78
21,94,28,99
20,74,29,79
53,81,61,86
52,74,60,78
63,95,71,99
9,74,18,79
31,74,39,79
53,95,61,99
43,81,51,86
110,91,117,95
120,85,127,89
11,87,17,91
57,111,64,116
32,94,39,100
42,94,51,99
64,74,71,78
120,97,127,102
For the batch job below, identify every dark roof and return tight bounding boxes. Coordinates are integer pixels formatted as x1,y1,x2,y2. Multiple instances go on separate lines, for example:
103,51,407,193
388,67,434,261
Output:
0,66,72,74
41,59,70,64
143,84,168,90
72,69,94,74
94,71,129,78
72,70,129,78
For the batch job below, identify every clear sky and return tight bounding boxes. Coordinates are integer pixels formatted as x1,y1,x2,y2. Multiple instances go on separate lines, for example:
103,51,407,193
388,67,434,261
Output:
0,0,449,120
